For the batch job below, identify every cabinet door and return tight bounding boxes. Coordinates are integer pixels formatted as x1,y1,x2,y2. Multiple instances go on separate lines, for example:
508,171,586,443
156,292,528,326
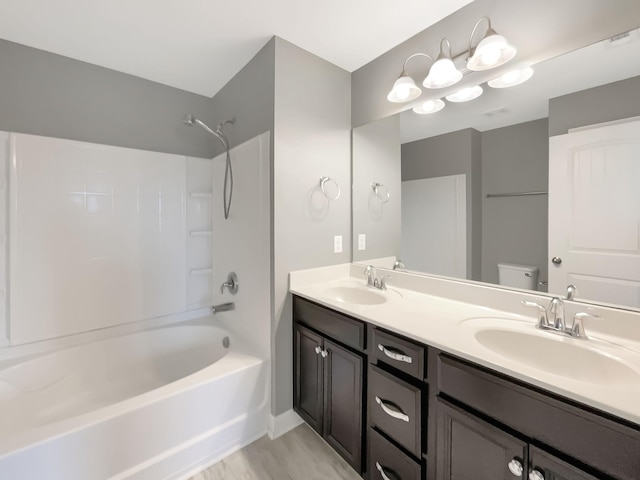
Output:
323,338,364,472
436,398,527,480
529,447,600,480
294,324,324,433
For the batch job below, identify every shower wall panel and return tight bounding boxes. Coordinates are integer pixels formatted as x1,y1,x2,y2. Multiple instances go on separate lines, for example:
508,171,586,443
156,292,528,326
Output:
9,133,190,345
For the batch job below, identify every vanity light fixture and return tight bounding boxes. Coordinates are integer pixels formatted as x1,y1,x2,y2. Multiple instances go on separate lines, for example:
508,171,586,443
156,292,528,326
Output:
412,98,445,114
423,39,463,89
467,17,517,71
488,67,534,88
386,53,433,103
445,85,483,103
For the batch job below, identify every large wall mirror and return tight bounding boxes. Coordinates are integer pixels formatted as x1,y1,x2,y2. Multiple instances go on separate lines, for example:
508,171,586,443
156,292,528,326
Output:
352,24,640,311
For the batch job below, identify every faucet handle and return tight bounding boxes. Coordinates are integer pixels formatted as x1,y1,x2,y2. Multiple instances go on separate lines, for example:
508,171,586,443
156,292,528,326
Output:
521,301,550,328
571,312,600,339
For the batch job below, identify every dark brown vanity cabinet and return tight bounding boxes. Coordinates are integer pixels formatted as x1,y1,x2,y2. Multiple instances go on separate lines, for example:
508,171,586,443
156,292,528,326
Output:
293,297,365,473
368,327,427,480
436,354,640,480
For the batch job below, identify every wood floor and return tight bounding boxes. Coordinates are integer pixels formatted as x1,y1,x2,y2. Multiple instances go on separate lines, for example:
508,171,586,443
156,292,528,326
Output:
190,424,362,480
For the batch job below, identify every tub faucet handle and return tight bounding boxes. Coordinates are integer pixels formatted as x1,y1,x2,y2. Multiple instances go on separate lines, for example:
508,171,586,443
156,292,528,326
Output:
221,272,239,295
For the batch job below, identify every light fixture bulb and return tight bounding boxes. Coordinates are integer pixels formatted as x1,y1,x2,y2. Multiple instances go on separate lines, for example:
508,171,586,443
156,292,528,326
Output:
445,85,483,103
488,67,534,88
467,32,517,71
387,74,422,103
412,98,445,115
423,57,463,89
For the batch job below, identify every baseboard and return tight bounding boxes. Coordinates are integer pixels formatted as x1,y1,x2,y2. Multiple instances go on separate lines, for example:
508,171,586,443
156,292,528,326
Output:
268,409,303,439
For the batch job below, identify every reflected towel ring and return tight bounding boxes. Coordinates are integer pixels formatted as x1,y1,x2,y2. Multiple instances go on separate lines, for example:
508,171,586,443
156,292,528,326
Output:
320,176,341,200
371,183,390,203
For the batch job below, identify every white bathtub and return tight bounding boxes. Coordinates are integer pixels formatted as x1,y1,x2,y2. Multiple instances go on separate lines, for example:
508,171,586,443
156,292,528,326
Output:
0,320,269,480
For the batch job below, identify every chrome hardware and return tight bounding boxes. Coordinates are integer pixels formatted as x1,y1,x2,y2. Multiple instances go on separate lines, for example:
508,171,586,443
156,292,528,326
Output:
315,346,322,355
571,312,600,339
375,462,395,480
521,301,551,329
392,260,405,270
364,265,377,287
566,284,579,300
320,350,328,358
211,302,235,315
221,272,239,295
375,396,409,422
529,469,545,480
549,297,565,331
365,265,388,290
551,256,562,265
378,344,413,364
319,176,341,200
508,458,524,477
371,182,390,203
538,281,548,286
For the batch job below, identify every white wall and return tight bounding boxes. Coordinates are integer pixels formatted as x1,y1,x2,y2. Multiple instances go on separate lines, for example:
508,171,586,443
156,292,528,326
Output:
352,115,401,263
272,38,351,415
211,133,271,360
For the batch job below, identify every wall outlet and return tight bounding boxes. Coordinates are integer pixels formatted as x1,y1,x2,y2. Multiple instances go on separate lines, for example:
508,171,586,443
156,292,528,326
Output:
358,234,366,251
333,235,343,254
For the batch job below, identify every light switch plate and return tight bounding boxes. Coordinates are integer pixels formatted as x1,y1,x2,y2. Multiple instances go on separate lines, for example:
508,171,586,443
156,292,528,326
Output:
333,235,343,253
358,234,366,251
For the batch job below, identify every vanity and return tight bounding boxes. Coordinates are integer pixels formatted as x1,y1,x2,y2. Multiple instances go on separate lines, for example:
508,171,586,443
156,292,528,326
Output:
290,265,640,480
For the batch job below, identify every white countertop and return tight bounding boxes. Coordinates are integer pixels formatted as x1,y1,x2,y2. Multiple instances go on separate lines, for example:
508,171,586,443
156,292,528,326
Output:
289,264,640,426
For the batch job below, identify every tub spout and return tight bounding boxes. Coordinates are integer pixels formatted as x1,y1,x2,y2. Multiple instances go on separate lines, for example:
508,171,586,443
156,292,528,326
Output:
211,302,235,315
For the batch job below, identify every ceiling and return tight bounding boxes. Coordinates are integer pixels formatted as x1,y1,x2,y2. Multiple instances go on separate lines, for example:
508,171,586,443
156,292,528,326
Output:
0,0,473,97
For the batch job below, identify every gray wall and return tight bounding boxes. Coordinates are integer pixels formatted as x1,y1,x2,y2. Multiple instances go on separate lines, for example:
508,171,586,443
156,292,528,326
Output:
352,115,401,262
401,129,482,280
351,0,640,128
481,118,549,285
0,39,213,158
272,38,351,416
549,75,640,136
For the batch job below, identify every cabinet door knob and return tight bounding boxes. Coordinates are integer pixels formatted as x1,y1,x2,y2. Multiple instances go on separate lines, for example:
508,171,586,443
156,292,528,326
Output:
320,350,328,358
314,346,322,355
508,458,523,477
375,461,400,480
529,469,545,480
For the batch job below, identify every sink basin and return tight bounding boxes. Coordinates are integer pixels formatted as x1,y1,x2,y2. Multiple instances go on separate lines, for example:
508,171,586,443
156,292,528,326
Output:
461,319,640,386
322,285,387,306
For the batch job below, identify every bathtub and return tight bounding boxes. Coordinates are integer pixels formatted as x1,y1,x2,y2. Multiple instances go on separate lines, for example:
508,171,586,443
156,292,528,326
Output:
0,320,269,480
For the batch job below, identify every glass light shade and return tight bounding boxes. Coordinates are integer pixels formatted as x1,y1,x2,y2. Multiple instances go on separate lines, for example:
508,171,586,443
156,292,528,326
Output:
488,67,534,88
445,85,483,103
467,33,517,71
387,75,422,103
412,98,445,115
423,57,462,89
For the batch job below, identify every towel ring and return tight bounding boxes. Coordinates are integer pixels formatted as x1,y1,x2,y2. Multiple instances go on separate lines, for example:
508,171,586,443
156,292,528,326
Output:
320,176,341,200
371,183,390,203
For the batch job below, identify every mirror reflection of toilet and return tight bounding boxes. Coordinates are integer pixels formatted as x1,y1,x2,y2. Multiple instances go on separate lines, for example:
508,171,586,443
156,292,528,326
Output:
498,263,539,290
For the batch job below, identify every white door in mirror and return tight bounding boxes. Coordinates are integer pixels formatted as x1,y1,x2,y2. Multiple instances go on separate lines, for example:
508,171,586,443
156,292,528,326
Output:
549,119,640,308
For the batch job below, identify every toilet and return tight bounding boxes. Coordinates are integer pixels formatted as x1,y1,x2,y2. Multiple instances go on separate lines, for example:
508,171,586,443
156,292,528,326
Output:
497,263,539,290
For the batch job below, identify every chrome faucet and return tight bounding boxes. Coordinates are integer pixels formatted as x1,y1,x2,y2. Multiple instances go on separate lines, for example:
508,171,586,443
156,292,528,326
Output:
364,265,387,290
364,265,377,286
522,297,596,339
392,260,405,270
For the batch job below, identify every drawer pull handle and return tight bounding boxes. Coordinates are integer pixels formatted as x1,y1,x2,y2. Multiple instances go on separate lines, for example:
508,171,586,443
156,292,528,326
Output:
375,396,410,422
378,344,413,364
376,461,400,480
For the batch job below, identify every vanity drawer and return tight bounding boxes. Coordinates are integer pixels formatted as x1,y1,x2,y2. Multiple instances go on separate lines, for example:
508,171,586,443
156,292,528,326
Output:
369,365,423,457
369,428,421,480
372,328,425,380
293,296,365,351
